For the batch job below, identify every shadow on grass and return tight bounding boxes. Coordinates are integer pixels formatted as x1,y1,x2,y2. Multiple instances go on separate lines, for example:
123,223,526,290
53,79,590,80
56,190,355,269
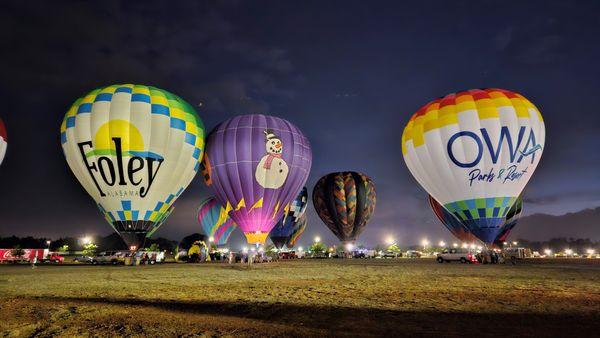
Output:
28,295,600,336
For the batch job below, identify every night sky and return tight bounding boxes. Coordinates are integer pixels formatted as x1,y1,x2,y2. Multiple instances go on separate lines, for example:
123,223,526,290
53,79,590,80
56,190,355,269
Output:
1,1,599,248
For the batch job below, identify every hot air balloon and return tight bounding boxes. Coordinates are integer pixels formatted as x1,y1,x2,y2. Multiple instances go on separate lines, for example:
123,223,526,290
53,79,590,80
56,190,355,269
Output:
313,172,376,245
201,114,312,245
428,195,478,243
286,214,307,248
269,187,308,249
61,84,205,249
0,117,6,167
197,197,237,246
494,196,523,246
402,89,545,244
146,205,174,238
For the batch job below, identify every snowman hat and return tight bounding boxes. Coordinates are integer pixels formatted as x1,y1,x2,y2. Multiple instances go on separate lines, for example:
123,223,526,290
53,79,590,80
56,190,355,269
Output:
264,129,280,141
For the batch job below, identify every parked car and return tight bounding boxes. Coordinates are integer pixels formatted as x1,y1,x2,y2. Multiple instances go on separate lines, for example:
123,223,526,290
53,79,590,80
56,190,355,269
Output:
437,248,476,263
405,250,422,258
43,252,64,264
72,255,93,263
381,250,399,258
91,251,124,265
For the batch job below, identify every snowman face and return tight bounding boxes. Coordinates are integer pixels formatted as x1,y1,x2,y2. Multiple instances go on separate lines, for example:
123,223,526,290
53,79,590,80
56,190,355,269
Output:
266,138,283,154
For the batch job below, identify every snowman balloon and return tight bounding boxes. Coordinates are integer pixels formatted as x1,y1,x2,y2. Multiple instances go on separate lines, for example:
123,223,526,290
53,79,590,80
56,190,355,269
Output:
255,129,289,189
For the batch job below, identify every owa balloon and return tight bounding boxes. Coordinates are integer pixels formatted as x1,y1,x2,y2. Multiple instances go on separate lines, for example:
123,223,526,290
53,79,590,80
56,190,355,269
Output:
428,195,478,243
403,89,544,244
197,197,237,246
61,84,205,249
269,187,308,249
494,196,523,245
201,114,312,245
0,117,6,167
313,172,376,245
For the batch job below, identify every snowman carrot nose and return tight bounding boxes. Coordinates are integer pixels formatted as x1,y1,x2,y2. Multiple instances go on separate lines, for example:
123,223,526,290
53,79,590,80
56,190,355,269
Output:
275,143,282,149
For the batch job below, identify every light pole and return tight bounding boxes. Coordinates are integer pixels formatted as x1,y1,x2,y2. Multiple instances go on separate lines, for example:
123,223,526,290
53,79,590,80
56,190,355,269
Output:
314,236,321,244
438,241,446,248
421,238,429,251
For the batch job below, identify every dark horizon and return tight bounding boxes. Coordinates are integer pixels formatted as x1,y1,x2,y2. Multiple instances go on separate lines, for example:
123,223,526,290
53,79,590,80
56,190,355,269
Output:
1,1,600,249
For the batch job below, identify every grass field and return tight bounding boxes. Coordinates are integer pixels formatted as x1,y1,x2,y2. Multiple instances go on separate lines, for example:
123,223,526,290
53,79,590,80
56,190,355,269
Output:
0,259,599,337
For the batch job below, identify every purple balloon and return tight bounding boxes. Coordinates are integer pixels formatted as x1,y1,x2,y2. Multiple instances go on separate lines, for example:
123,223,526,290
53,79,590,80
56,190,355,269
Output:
201,114,312,244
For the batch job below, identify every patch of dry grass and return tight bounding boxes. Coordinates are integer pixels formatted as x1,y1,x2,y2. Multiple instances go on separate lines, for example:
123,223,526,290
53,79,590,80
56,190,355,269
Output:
0,259,598,337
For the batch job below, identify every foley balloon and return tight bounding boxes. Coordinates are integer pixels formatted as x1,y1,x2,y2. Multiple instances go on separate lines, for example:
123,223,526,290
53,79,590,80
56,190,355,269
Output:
201,114,312,244
269,187,308,249
286,214,307,248
197,197,237,246
402,89,545,244
494,196,523,245
313,172,376,244
428,195,478,243
0,117,6,166
61,84,205,249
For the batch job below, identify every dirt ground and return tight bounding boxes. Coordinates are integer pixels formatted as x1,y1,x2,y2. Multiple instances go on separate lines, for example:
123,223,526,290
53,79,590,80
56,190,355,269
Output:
0,259,598,337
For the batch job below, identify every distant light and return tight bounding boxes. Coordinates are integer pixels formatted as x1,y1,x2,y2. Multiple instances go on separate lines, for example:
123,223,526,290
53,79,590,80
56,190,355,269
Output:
544,249,552,256
503,242,508,246
222,248,229,253
385,236,395,245
565,249,573,255
298,246,303,252
470,244,476,249
586,249,595,255
477,246,482,251
314,236,321,243
242,246,248,254
512,241,518,246
438,241,446,247
208,236,214,242
129,245,137,251
461,243,468,249
82,237,91,245
46,240,51,245
345,243,354,251
421,239,429,247
452,243,458,248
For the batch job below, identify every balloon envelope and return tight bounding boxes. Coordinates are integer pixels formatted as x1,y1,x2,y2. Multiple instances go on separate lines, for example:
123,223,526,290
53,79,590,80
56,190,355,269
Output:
269,187,308,249
61,84,205,249
197,197,237,246
428,195,478,243
201,114,312,244
313,172,376,243
402,89,544,244
286,213,307,248
0,117,6,166
494,196,523,245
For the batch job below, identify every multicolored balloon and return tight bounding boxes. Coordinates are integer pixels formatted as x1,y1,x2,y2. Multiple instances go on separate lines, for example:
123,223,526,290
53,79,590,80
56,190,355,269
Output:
313,172,376,244
197,197,237,246
201,114,312,244
428,195,478,243
61,84,205,249
286,214,307,248
269,187,308,249
0,117,6,167
494,196,523,245
402,89,545,244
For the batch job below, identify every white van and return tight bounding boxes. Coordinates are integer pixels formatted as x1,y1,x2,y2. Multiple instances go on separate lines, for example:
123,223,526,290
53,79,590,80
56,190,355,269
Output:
437,248,477,263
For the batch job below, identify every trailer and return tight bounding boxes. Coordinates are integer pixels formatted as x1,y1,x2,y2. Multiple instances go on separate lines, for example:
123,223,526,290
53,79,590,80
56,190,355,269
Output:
0,249,63,263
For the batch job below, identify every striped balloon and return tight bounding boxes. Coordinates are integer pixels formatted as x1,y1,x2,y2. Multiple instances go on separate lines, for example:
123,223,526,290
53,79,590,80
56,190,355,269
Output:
197,197,237,246
313,172,376,244
269,187,308,249
286,213,307,248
